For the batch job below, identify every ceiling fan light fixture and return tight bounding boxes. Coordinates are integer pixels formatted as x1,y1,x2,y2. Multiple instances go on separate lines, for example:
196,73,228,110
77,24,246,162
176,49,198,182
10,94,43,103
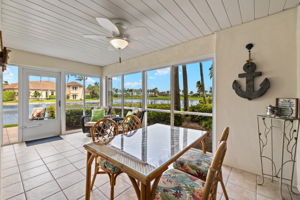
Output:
110,38,128,50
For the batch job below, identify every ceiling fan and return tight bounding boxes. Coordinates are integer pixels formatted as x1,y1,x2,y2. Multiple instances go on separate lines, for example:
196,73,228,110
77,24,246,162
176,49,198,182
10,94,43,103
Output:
83,18,150,63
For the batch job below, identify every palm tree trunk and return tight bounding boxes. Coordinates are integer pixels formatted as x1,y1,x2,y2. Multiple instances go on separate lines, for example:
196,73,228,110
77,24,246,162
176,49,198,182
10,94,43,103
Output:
174,66,181,111
182,65,189,111
199,63,207,104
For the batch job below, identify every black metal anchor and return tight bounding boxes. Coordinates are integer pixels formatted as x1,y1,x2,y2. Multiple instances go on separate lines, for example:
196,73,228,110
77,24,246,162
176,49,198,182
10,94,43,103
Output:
232,43,270,100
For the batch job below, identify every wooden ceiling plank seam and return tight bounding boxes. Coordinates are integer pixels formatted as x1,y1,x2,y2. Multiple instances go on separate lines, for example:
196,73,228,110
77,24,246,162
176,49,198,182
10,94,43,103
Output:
4,16,107,50
90,0,175,47
4,32,132,65
222,0,242,26
206,0,229,29
109,0,180,45
191,0,221,31
3,2,157,51
190,0,220,32
75,0,115,18
187,0,214,33
221,0,232,27
2,24,104,56
2,10,107,49
254,0,270,19
4,0,103,36
284,0,300,9
157,0,201,38
173,0,211,35
27,0,108,34
2,2,100,38
13,0,106,35
5,36,106,65
269,0,286,14
130,0,188,42
237,0,255,23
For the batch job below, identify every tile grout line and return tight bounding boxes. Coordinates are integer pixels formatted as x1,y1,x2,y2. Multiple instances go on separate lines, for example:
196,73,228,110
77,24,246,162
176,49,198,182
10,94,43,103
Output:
33,145,70,200
10,144,28,200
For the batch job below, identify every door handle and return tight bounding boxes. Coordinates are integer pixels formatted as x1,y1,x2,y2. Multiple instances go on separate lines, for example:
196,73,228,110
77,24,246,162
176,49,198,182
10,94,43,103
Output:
59,100,61,107
22,124,42,128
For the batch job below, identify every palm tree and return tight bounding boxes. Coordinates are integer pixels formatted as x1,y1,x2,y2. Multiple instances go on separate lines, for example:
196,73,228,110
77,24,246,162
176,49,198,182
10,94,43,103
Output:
199,62,207,104
209,64,213,79
182,65,189,111
174,66,181,111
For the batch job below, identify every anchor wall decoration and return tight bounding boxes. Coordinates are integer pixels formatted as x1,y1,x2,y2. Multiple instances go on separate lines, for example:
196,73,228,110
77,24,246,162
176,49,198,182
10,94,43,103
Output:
232,43,270,100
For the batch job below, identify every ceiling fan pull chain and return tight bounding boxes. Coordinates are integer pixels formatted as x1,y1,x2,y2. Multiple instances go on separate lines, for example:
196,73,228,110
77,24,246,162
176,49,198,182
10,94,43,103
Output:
119,49,122,63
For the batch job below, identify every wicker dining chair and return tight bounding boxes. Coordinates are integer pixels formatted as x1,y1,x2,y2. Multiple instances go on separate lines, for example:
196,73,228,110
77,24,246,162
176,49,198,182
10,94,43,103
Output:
154,141,227,200
119,114,142,135
173,127,230,199
90,118,122,200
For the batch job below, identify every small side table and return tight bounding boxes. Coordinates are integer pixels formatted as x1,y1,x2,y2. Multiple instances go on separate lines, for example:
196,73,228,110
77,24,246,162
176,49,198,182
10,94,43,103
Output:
257,115,300,199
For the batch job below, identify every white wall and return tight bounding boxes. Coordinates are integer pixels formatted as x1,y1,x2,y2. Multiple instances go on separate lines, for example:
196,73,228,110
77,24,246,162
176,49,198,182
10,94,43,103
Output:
216,8,297,174
103,8,298,177
103,34,215,76
8,49,102,76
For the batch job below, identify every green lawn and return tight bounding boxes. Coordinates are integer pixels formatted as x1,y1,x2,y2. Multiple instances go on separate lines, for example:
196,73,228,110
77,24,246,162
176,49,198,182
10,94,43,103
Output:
113,96,205,100
3,99,100,104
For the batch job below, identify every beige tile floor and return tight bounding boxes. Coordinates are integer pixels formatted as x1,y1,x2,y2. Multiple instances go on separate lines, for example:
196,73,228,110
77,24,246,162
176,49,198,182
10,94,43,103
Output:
0,132,299,200
3,127,18,145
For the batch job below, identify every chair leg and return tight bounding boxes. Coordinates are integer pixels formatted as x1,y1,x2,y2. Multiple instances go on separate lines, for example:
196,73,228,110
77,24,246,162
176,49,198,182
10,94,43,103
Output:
110,174,116,200
90,162,99,191
219,171,229,200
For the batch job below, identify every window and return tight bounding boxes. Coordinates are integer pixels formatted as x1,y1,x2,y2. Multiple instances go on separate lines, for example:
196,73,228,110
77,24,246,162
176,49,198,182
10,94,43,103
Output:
147,67,171,110
85,76,101,109
106,59,213,152
65,74,101,131
124,72,142,108
2,65,19,145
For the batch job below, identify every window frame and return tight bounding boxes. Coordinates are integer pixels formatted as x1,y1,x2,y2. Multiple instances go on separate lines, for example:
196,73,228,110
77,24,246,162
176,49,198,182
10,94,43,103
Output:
64,73,101,133
107,57,214,125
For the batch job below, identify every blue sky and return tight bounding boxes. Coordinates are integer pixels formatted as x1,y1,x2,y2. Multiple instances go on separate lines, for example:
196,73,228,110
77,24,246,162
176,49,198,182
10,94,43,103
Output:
113,59,213,93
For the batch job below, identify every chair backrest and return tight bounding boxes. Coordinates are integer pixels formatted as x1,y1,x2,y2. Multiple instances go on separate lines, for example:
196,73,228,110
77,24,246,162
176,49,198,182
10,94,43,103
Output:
202,141,227,200
122,114,142,135
91,118,118,144
219,127,230,142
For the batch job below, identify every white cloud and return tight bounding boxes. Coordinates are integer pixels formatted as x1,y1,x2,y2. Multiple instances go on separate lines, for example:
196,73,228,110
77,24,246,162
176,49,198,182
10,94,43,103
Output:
112,77,121,81
3,67,17,84
124,81,141,87
154,68,170,76
85,77,97,85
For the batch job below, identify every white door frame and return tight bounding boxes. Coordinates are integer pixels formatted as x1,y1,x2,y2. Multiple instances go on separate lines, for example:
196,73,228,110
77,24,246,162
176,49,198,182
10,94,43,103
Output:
21,68,61,141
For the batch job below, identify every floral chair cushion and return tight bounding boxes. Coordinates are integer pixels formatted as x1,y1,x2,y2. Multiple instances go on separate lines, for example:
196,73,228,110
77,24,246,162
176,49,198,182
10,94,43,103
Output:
97,157,121,174
154,169,205,200
173,148,213,180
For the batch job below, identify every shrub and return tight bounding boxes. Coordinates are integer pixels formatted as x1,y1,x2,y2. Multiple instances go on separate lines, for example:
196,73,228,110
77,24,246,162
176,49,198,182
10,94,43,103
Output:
65,108,91,130
189,104,213,130
85,94,91,99
3,91,16,102
49,95,56,99
47,105,56,119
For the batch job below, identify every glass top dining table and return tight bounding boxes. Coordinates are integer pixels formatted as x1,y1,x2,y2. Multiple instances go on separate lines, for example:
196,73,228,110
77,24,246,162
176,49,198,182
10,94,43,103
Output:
84,123,207,200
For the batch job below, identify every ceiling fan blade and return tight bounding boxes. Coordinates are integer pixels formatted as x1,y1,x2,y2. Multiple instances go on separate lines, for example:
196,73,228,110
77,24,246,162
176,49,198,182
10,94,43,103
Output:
96,18,120,35
82,34,108,41
127,27,150,40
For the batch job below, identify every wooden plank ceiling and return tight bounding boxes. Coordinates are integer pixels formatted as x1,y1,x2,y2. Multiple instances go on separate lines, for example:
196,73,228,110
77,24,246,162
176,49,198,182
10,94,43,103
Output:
1,0,299,66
